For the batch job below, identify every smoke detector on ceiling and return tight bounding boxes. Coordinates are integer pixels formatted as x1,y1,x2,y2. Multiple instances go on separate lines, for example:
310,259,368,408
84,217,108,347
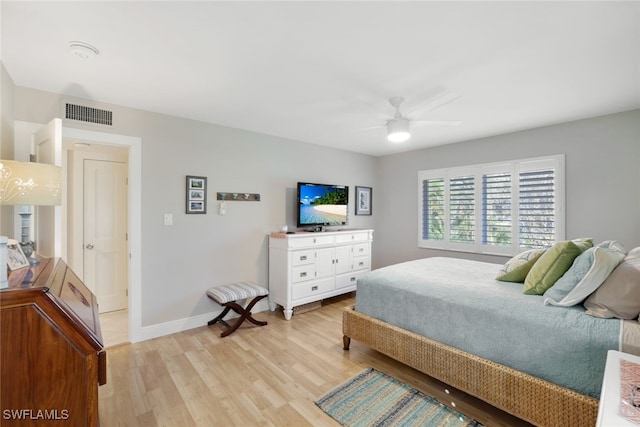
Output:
69,41,99,59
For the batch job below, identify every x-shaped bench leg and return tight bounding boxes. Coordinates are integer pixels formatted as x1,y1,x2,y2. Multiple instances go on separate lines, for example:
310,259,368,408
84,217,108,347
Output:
208,294,268,337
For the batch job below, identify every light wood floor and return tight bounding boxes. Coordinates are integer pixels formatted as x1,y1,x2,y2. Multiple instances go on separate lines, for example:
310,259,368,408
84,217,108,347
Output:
98,294,533,426
100,308,129,347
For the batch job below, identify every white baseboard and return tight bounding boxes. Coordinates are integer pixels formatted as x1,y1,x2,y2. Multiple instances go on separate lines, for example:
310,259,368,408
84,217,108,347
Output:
135,299,270,342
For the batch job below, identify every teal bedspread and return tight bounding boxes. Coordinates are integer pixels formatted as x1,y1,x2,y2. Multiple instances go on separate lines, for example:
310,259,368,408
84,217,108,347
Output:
354,257,621,398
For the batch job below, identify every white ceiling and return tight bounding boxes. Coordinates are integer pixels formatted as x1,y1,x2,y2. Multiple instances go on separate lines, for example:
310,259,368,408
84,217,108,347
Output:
2,1,639,156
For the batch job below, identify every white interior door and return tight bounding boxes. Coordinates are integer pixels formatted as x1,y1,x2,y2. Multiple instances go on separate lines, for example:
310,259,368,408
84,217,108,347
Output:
84,158,128,313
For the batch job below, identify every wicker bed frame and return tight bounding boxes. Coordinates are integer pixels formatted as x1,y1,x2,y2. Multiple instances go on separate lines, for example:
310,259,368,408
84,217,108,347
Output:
342,306,599,427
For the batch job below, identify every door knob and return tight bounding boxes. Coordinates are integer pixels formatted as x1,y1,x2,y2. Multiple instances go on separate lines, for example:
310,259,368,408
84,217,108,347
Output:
86,244,94,250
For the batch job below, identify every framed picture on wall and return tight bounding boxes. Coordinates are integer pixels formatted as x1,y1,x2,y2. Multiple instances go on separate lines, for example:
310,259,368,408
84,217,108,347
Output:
355,186,372,215
186,176,207,214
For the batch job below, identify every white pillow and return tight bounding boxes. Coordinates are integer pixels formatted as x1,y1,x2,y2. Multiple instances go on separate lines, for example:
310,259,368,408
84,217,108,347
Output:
543,246,625,307
596,240,627,253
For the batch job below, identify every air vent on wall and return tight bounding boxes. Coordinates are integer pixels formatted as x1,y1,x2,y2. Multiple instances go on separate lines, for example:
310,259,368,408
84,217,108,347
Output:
65,103,113,126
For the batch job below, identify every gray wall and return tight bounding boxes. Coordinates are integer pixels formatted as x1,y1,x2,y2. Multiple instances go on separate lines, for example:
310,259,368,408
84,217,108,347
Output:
12,87,376,327
374,109,640,268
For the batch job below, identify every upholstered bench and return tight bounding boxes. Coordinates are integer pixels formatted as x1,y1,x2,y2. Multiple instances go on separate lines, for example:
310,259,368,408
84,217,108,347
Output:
206,282,269,337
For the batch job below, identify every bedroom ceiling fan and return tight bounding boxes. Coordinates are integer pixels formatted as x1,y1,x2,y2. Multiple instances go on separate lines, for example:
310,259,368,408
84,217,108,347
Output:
379,94,462,143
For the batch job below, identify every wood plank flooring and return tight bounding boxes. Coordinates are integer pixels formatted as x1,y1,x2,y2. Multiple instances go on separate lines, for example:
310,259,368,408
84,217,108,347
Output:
99,294,534,426
100,309,129,347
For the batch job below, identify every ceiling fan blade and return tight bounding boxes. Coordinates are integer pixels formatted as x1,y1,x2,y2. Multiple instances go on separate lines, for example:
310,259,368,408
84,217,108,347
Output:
412,120,462,127
356,124,385,132
406,92,461,117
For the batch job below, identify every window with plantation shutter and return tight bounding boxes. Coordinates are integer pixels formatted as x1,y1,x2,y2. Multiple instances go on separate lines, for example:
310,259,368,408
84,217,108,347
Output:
519,169,556,248
449,176,475,243
422,178,445,240
482,172,512,246
418,155,564,255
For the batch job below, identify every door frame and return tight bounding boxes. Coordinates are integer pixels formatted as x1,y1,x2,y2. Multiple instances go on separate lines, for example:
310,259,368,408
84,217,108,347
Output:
62,127,142,343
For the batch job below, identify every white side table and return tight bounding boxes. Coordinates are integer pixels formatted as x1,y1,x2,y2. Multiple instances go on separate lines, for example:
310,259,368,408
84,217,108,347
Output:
597,350,640,426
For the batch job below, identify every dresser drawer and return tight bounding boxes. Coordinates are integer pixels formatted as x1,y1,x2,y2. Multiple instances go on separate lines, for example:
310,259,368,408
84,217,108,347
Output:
353,255,370,271
288,235,334,248
288,237,316,248
292,265,315,283
352,243,369,257
291,249,314,266
336,273,360,289
292,279,334,300
335,232,370,244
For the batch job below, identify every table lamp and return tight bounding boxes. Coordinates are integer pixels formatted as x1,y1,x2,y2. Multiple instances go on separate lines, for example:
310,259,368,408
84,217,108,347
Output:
0,159,62,288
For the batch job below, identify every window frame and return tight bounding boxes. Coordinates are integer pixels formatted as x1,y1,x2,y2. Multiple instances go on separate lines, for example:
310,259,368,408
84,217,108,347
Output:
418,154,565,256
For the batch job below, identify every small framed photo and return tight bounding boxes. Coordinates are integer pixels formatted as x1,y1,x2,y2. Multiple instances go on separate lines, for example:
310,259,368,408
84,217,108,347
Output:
355,186,372,215
186,175,207,214
7,242,29,270
189,189,205,200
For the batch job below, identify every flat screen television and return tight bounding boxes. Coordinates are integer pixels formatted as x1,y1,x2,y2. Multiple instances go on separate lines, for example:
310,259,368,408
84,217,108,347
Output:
297,182,348,229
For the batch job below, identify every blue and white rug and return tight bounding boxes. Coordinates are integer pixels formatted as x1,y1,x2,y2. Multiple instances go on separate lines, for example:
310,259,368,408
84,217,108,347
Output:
315,368,483,427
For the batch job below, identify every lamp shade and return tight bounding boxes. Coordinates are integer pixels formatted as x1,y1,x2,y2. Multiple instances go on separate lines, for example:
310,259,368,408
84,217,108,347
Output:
387,118,411,143
0,160,62,206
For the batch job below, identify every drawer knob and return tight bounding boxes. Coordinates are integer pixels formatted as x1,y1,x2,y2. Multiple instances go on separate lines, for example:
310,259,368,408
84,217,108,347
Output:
300,272,307,278
300,255,307,261
311,285,318,291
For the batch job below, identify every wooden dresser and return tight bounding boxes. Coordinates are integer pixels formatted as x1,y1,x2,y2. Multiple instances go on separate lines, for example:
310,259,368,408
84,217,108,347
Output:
0,258,106,426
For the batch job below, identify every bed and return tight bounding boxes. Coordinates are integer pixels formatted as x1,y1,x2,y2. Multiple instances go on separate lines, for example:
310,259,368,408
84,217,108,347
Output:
343,250,640,427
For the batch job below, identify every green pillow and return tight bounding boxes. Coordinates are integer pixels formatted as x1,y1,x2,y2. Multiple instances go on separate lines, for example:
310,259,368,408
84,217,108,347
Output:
496,249,546,282
523,240,592,295
572,238,594,251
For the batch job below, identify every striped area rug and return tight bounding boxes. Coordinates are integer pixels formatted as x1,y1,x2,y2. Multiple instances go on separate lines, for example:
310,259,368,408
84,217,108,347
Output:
315,368,483,427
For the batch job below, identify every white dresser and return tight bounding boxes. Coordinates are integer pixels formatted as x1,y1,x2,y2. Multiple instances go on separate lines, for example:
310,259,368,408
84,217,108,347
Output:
268,229,373,320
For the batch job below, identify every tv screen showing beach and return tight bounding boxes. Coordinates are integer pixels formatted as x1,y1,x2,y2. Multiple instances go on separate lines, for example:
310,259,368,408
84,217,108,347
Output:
298,184,348,225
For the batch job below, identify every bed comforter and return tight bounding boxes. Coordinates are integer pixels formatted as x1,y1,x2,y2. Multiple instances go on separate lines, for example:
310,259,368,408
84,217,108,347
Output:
354,256,626,398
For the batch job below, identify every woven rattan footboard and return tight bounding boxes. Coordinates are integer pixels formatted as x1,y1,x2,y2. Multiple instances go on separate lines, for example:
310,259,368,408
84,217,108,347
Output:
342,306,598,427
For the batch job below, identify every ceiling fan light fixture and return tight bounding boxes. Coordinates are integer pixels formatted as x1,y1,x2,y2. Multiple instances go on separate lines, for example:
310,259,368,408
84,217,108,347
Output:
387,118,410,143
